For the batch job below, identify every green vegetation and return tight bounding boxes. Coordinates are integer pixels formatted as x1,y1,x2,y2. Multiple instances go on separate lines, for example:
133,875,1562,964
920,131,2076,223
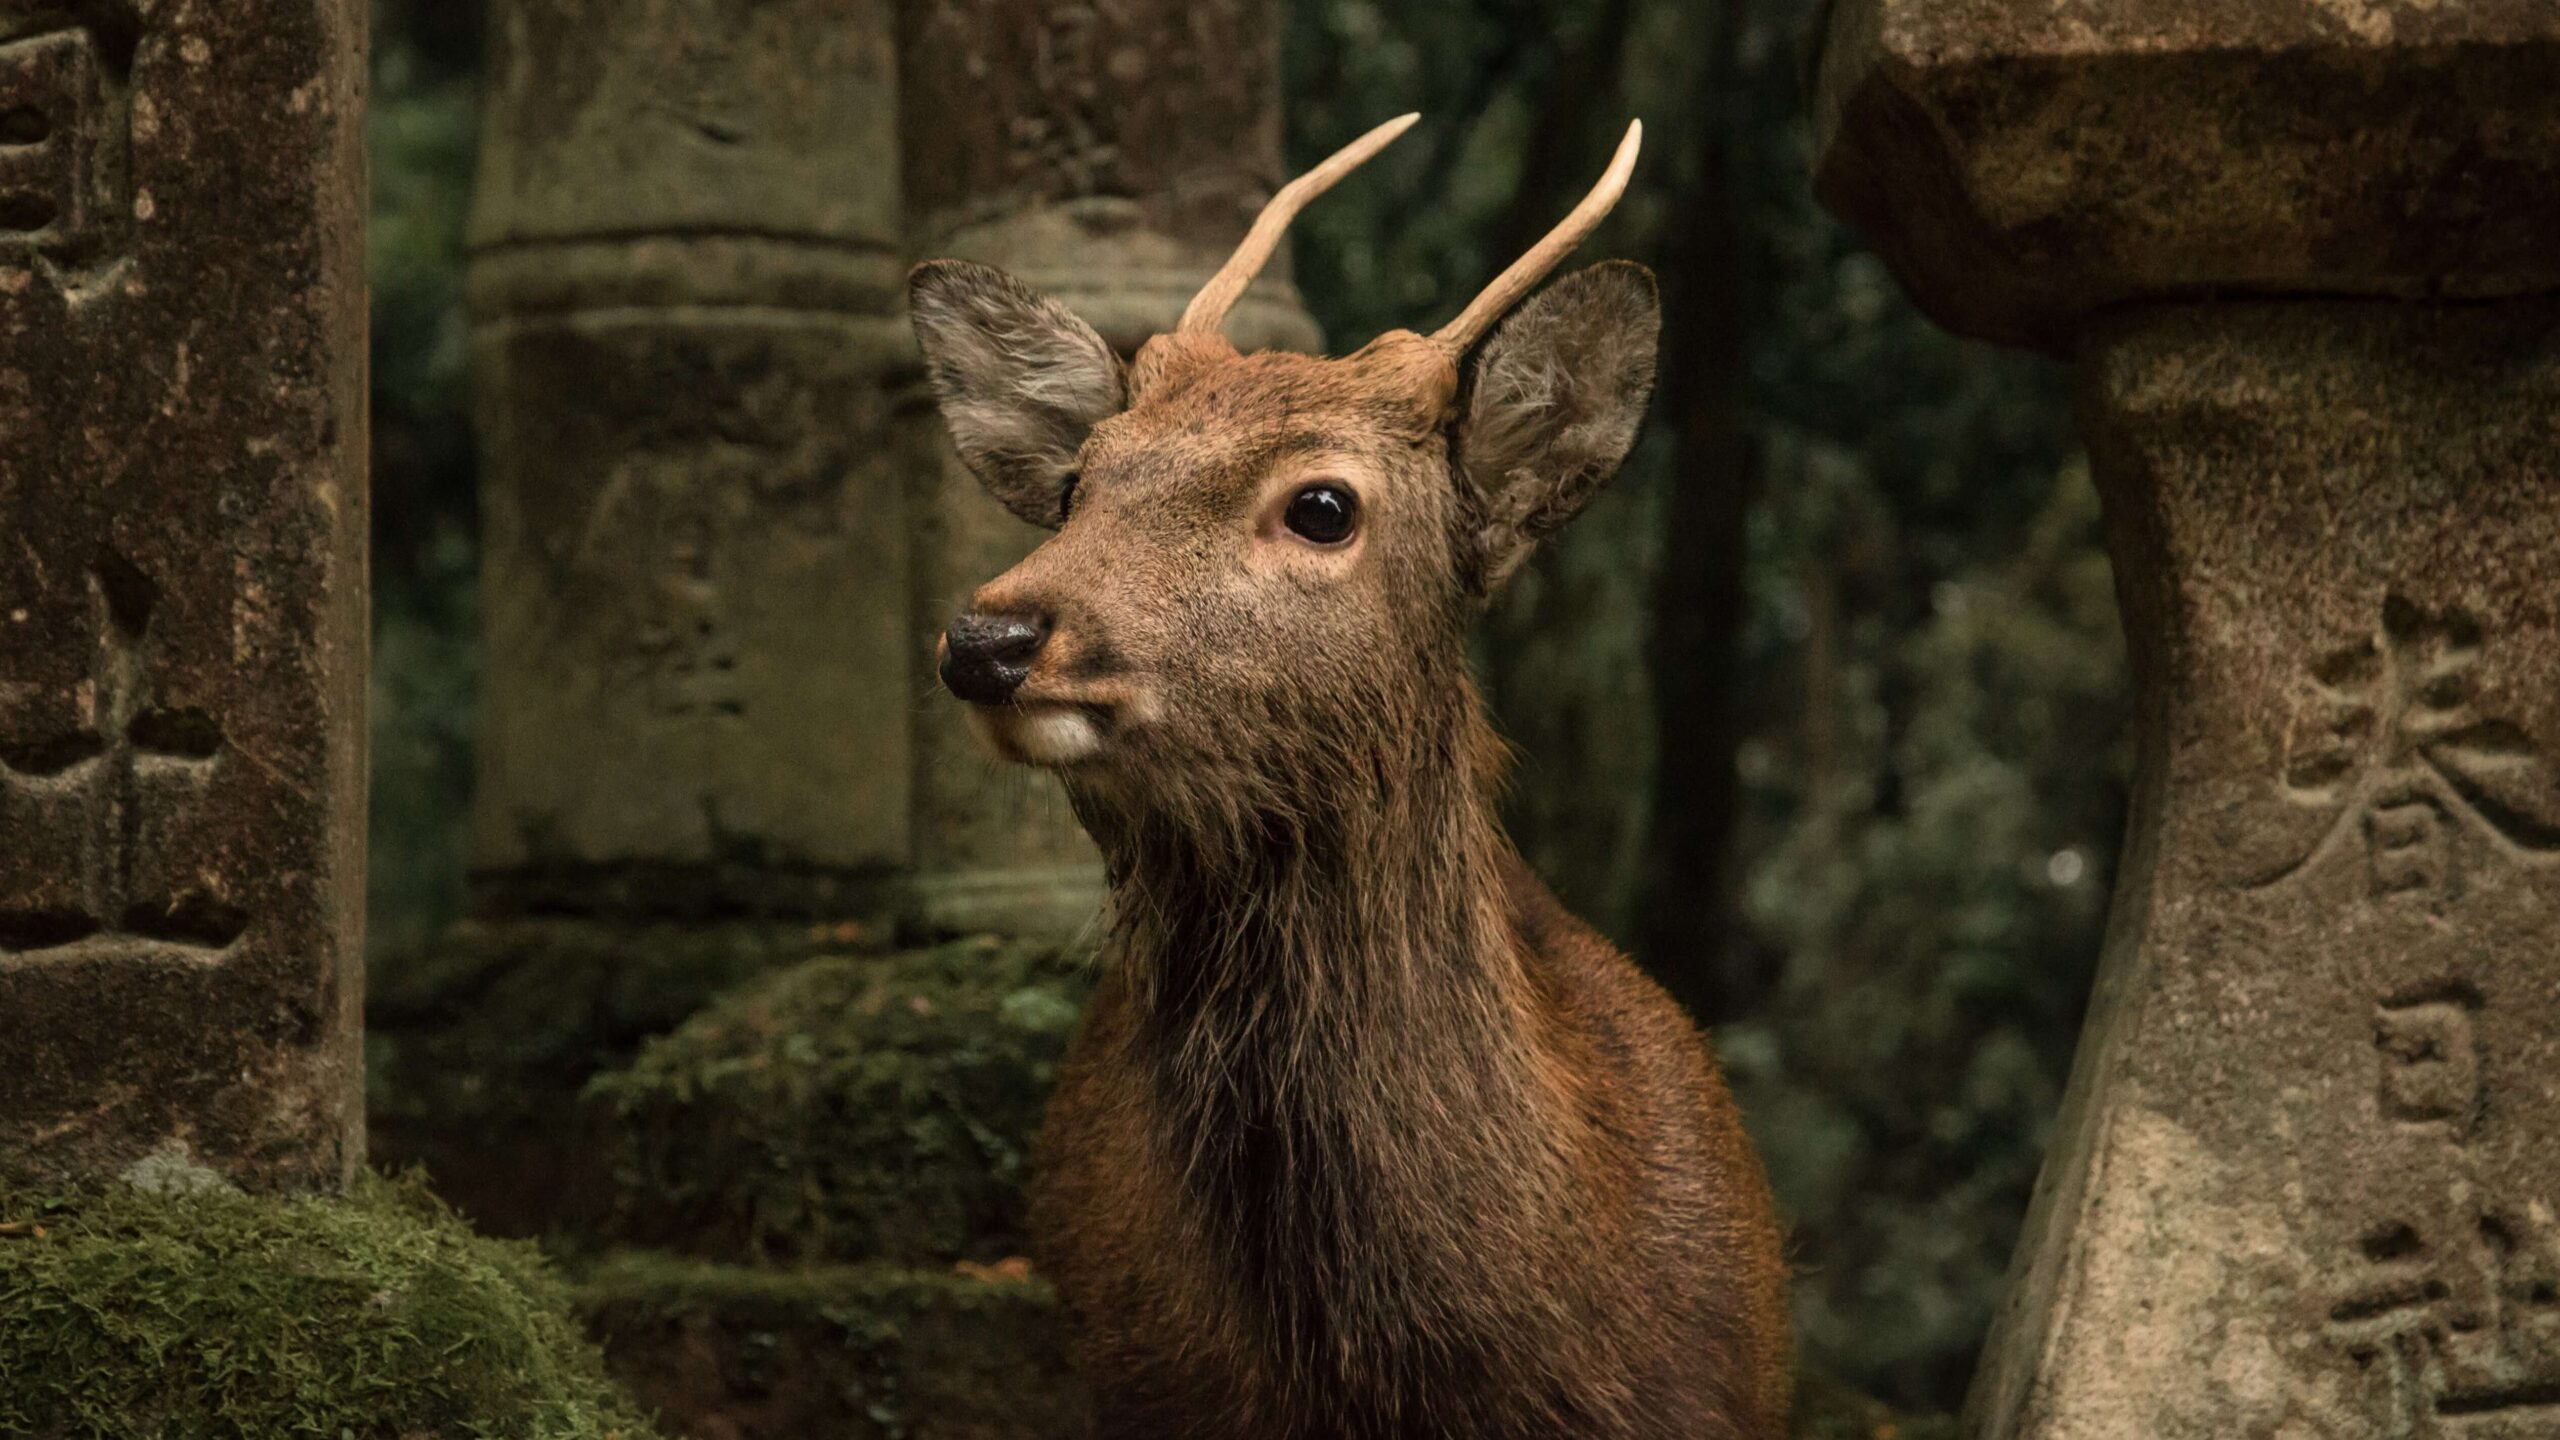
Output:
366,917,854,1238
1791,1370,1961,1440
369,917,849,1139
0,1171,659,1440
578,1252,1082,1440
367,10,481,959
589,940,1090,1266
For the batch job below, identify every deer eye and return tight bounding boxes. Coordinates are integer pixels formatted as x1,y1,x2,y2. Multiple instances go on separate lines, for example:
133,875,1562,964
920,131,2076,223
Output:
1056,471,1081,523
1282,484,1358,546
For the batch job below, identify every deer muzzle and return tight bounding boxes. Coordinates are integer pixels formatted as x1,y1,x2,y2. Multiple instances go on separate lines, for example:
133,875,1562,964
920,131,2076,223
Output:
939,609,1051,705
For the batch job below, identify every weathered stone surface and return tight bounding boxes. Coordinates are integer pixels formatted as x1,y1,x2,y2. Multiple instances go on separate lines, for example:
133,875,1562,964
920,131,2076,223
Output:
1815,1,2560,1429
581,1252,1086,1440
895,0,1317,937
896,0,1319,358
0,2,366,1191
1812,0,2560,348
467,0,914,918
1971,303,2560,1437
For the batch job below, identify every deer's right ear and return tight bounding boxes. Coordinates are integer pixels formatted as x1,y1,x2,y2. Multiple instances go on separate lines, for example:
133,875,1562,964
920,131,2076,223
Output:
1453,260,1660,591
909,259,1126,529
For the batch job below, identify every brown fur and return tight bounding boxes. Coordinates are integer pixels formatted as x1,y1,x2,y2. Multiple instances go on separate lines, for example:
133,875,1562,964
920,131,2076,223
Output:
912,258,1791,1440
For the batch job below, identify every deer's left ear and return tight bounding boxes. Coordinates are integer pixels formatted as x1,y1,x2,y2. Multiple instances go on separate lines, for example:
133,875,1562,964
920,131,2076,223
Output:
910,259,1127,529
1453,260,1660,590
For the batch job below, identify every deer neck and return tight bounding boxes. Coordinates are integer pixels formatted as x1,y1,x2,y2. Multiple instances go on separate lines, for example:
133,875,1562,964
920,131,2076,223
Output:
1085,688,1528,1065
1072,683,1566,1353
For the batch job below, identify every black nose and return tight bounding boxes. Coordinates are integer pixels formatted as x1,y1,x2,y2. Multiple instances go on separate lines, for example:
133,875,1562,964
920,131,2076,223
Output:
940,610,1050,704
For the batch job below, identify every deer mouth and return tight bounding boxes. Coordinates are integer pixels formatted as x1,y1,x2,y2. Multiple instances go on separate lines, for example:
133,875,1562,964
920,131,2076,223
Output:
969,699,1116,768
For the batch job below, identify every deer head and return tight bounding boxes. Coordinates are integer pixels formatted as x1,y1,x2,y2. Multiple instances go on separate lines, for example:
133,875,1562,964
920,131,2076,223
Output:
912,118,1658,847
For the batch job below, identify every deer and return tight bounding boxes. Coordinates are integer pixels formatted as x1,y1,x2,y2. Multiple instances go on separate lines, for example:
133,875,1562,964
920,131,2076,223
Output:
909,115,1790,1440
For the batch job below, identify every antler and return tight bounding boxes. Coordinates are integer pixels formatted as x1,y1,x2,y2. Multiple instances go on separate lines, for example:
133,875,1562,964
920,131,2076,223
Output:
1432,120,1643,354
1177,112,1421,337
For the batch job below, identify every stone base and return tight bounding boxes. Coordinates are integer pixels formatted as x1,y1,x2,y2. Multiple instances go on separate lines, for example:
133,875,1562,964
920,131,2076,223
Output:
580,1252,1086,1440
0,1171,658,1438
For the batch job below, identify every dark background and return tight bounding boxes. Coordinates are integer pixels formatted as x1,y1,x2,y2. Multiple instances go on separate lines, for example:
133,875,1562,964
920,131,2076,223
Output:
366,0,2123,1411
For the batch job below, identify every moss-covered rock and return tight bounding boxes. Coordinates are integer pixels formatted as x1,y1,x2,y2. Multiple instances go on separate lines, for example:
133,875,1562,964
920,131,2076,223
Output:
1789,1369,1958,1440
367,916,859,1235
588,938,1091,1265
0,1170,660,1439
579,1250,1084,1440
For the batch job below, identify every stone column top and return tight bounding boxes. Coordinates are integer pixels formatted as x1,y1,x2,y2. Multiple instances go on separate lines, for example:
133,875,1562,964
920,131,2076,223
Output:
1811,0,2560,349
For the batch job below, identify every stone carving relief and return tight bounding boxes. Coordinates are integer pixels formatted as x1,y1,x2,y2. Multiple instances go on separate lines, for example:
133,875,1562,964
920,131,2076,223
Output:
2224,594,2560,1431
0,557,243,959
2373,983,2483,1131
2253,595,2560,901
2325,1041,2560,1434
632,512,742,719
0,11,135,287
1014,4,1116,197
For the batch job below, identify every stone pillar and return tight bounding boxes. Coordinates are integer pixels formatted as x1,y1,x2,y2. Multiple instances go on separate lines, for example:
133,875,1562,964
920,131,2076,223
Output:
894,0,1321,937
1815,7,2560,1436
0,2,367,1191
468,0,912,923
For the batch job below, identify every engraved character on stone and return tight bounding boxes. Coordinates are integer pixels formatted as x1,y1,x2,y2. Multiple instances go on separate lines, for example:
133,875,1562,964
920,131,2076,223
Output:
0,19,132,279
2256,595,2560,897
0,560,243,957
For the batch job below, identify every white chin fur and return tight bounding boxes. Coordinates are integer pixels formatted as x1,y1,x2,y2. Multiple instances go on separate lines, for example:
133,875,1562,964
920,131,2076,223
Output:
983,705,1104,766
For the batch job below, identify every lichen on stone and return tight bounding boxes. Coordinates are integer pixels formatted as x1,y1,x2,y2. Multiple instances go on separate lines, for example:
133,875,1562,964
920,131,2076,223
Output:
0,1170,660,1439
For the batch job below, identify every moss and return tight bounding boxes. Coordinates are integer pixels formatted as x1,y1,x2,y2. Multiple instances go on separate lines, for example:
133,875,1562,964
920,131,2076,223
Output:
579,1250,1084,1440
366,916,859,1234
1789,1369,1958,1440
0,1170,660,1440
587,938,1091,1266
369,915,863,1127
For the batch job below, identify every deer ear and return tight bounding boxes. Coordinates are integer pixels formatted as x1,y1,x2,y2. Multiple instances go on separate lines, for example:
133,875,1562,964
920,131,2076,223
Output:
910,259,1127,529
1453,260,1660,590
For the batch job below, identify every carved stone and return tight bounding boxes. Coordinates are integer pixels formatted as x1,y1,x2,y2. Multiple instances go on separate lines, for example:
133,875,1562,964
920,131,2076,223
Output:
895,0,1318,936
0,2,367,1191
1814,0,2560,351
1815,4,2560,1435
467,0,912,920
1982,303,2560,1438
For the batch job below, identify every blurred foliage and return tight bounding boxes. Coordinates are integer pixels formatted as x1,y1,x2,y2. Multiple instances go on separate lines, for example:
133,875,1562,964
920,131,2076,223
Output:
369,3,481,956
366,0,2125,1414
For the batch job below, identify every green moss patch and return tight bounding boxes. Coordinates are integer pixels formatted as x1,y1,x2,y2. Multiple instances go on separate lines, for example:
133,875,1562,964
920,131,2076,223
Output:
580,1250,1084,1440
1789,1369,1957,1440
369,916,856,1130
367,916,854,1235
0,1170,660,1440
588,938,1091,1266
